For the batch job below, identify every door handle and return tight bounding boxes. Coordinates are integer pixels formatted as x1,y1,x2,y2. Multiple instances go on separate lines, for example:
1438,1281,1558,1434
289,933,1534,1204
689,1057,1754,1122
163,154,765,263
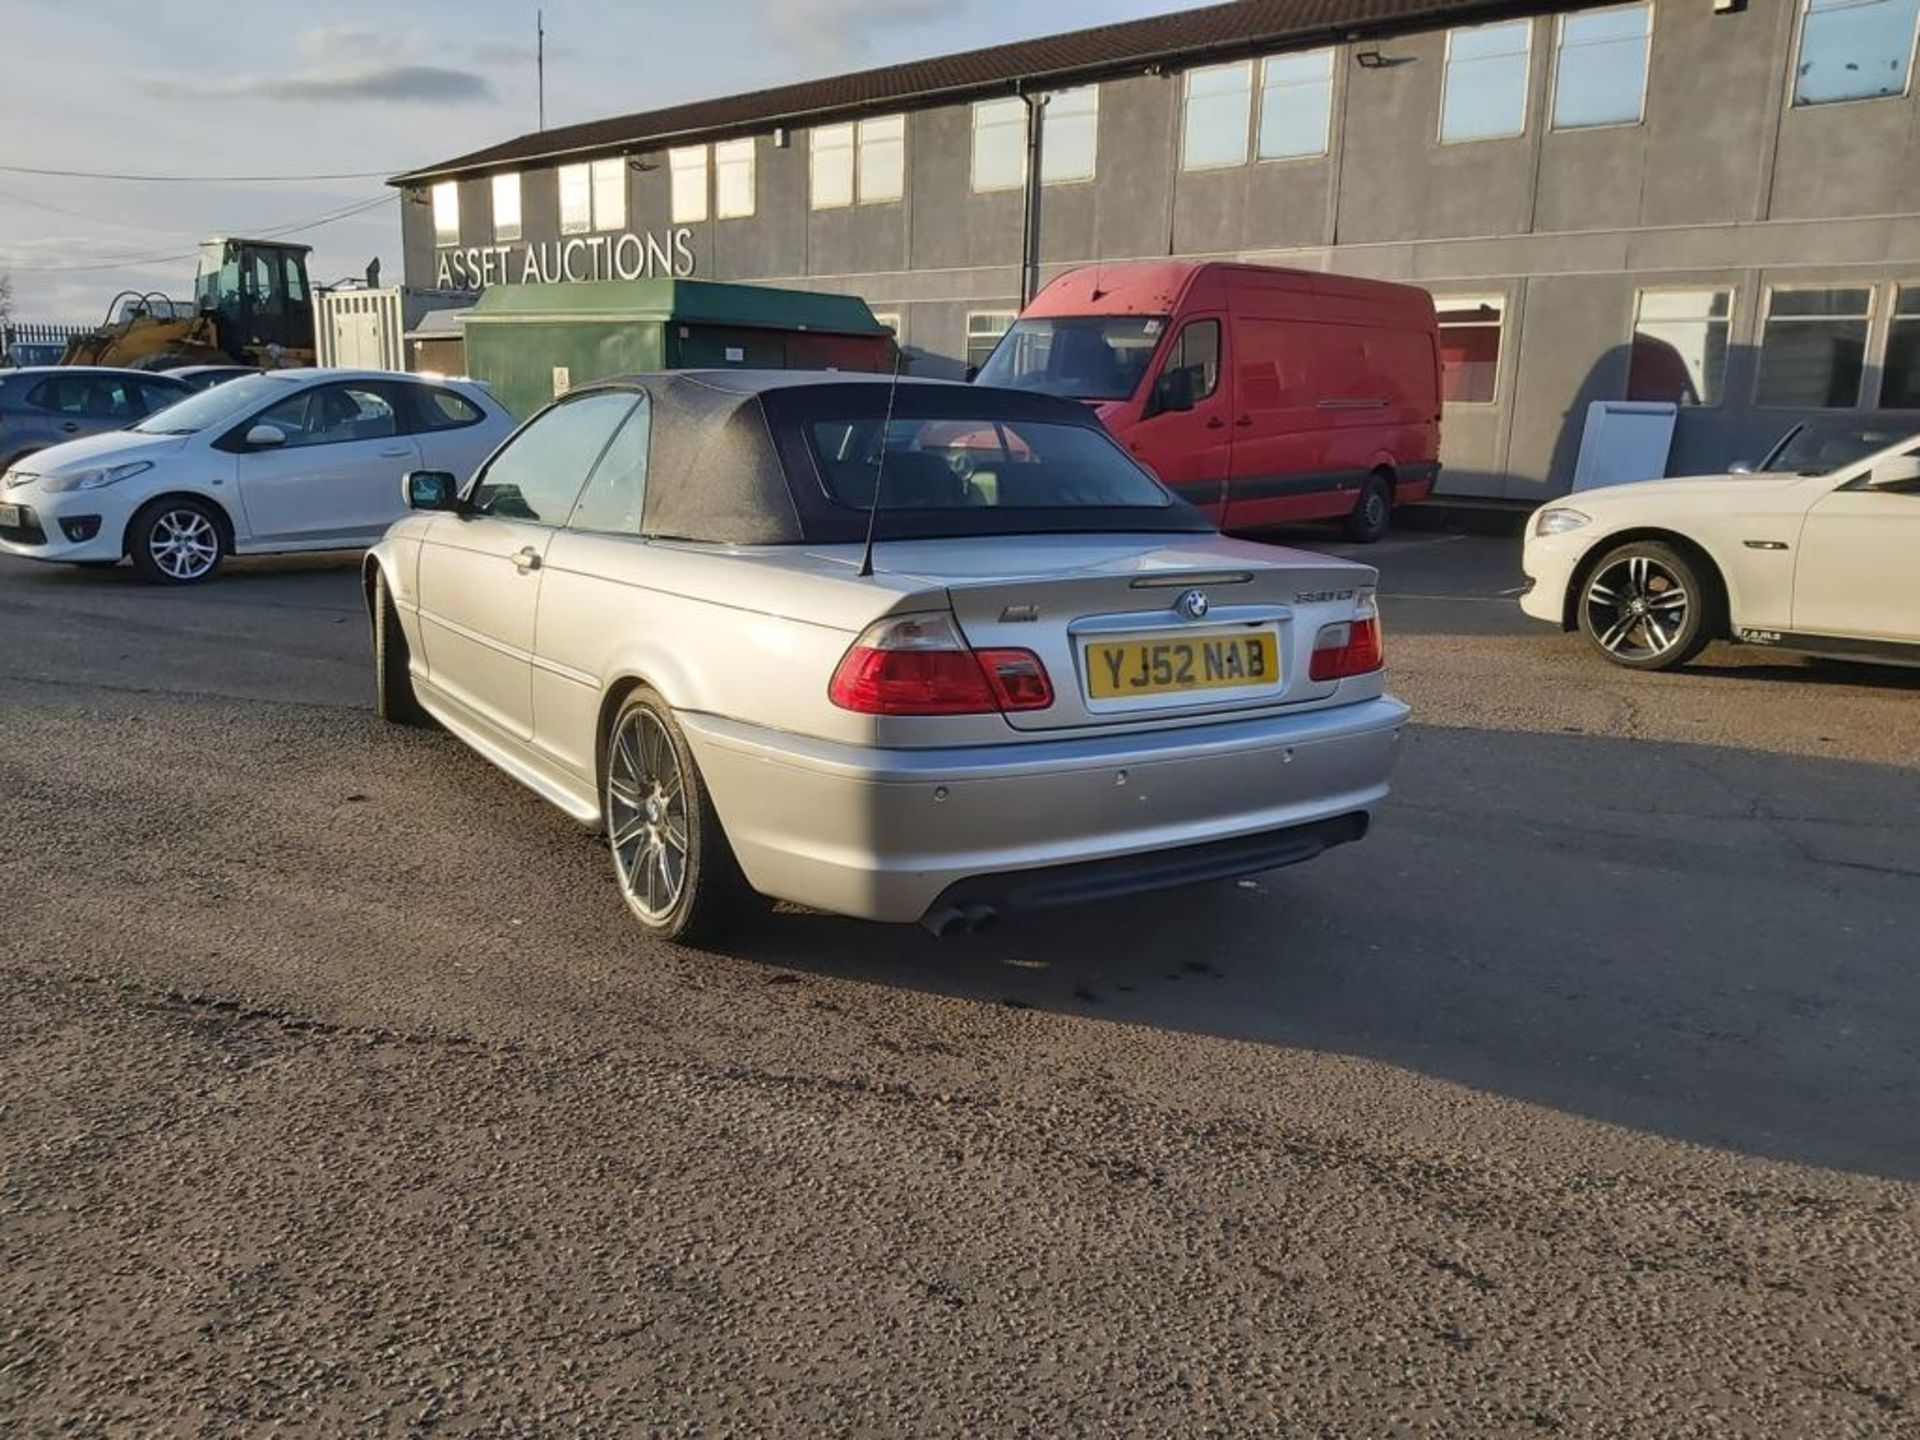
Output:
1205,416,1226,430
1235,416,1254,428
512,546,542,573
379,446,411,458
60,422,79,432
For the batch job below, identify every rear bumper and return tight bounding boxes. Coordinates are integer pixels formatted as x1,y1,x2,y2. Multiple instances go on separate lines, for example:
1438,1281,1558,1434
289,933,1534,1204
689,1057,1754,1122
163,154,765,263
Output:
680,694,1409,924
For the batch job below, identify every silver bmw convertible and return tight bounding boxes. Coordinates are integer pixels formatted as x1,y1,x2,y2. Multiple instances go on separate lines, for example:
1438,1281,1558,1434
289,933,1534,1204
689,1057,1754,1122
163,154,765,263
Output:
364,371,1408,943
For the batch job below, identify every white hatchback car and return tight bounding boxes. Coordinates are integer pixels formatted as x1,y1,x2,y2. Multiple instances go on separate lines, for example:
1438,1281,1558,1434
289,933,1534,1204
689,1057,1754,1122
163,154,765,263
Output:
0,368,514,583
1521,422,1920,670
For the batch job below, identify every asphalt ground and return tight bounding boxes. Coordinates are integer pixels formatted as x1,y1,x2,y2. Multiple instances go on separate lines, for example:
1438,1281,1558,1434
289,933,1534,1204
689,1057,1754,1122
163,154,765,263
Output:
2,523,1916,1435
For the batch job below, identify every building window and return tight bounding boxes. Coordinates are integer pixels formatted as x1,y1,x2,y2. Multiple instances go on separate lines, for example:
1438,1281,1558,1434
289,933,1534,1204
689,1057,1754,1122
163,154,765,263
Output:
670,146,708,224
1441,21,1533,142
590,158,627,231
1182,61,1254,169
1553,4,1652,129
431,181,459,247
1436,297,1504,403
558,164,592,234
1258,49,1334,159
1042,85,1099,183
1793,0,1920,105
1755,287,1871,407
966,311,1017,372
491,173,521,242
811,123,855,209
972,98,1027,192
1883,287,1920,408
715,138,755,219
858,115,906,203
1628,290,1732,406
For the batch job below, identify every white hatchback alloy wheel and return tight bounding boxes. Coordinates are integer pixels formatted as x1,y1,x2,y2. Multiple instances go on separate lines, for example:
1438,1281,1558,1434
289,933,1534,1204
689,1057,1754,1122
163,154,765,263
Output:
133,500,223,584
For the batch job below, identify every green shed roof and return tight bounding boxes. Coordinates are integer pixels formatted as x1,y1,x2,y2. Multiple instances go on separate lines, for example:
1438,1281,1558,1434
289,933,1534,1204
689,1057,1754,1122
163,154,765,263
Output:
464,278,888,334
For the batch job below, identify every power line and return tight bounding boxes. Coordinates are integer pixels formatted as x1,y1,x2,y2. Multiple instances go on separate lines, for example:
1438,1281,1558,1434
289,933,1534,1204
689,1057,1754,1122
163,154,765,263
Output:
0,162,399,183
0,194,397,273
0,186,197,234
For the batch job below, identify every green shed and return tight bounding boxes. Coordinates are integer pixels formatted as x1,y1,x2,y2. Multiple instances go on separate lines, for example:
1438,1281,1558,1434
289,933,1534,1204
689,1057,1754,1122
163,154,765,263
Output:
460,278,896,418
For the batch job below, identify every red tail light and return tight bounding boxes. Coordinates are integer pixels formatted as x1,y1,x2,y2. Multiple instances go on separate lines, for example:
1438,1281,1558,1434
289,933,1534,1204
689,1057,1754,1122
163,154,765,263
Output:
829,614,1052,715
1309,600,1384,681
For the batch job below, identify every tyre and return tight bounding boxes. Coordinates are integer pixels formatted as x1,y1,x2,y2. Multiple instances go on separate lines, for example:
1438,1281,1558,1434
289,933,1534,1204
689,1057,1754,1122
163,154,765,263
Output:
371,568,431,726
128,497,224,584
603,686,750,945
1576,540,1715,671
1342,473,1393,543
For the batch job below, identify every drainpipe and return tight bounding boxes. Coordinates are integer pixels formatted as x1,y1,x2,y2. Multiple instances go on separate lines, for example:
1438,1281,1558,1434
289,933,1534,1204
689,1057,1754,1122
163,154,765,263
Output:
1017,86,1049,305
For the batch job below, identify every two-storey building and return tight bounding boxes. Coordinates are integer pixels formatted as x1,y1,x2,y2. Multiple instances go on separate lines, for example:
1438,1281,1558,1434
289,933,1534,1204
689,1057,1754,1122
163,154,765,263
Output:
392,0,1920,501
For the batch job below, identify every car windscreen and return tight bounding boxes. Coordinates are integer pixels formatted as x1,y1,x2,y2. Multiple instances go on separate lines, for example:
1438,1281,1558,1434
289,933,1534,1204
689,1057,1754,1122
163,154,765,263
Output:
1761,422,1920,476
973,316,1167,400
131,373,292,434
809,416,1176,511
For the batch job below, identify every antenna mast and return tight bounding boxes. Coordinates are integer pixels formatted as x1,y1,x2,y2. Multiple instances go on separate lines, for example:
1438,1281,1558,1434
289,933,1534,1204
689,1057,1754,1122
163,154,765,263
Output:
856,353,905,579
537,10,546,131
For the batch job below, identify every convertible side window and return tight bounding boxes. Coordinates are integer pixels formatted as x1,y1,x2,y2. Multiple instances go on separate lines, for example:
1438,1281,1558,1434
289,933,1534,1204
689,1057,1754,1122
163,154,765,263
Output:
568,392,651,534
468,390,635,525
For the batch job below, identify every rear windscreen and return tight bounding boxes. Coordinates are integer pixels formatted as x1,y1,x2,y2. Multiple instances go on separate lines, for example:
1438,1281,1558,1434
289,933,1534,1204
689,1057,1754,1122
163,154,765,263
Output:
809,416,1175,511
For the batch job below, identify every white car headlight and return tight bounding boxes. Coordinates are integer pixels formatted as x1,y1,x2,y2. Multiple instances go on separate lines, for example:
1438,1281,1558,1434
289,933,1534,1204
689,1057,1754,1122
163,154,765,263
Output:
41,461,153,494
1533,506,1591,537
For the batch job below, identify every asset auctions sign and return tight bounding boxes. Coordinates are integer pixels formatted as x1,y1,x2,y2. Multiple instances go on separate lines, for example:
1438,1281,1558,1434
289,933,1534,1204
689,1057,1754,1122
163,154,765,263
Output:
436,227,696,289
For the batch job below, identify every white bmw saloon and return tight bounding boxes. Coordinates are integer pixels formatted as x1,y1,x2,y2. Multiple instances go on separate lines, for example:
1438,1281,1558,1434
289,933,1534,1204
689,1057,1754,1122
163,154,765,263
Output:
365,372,1410,943
1522,422,1920,670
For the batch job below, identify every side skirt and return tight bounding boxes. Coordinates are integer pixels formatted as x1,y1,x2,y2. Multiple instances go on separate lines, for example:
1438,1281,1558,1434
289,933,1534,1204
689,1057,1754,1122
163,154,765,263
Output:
1733,628,1920,669
413,674,603,825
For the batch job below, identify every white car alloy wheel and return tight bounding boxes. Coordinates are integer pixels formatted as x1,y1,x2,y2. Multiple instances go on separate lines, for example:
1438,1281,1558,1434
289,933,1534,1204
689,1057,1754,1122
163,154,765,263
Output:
607,706,691,923
1577,542,1711,670
132,499,223,584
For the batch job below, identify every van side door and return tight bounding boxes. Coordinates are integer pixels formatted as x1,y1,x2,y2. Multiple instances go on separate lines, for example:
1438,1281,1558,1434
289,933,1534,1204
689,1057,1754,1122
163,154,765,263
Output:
1227,317,1374,530
1130,317,1230,519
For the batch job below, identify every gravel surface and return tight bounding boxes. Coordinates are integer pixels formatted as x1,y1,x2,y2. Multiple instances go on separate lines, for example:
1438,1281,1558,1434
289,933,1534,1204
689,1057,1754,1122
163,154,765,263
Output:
2,544,1916,1435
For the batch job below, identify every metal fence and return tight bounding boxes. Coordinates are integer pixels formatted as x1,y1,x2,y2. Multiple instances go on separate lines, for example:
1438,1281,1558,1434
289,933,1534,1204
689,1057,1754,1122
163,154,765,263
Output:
3,321,91,364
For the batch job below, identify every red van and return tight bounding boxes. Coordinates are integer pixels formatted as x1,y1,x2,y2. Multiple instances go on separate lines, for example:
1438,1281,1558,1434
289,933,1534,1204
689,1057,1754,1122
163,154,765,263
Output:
974,261,1441,541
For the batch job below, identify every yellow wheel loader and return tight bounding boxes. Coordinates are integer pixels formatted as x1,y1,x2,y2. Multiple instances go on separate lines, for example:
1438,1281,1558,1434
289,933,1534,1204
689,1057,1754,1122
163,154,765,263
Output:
59,237,318,371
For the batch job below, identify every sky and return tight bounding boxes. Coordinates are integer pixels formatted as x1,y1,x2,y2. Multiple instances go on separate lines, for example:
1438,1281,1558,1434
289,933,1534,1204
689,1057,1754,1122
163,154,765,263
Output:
0,0,1216,321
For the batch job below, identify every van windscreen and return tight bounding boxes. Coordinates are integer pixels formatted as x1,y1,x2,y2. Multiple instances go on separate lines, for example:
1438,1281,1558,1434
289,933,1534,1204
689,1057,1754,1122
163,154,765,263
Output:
975,316,1166,401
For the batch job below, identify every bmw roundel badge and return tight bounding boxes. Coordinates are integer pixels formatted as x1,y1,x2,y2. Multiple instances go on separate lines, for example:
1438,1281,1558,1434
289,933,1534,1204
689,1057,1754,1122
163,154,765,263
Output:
1177,588,1210,621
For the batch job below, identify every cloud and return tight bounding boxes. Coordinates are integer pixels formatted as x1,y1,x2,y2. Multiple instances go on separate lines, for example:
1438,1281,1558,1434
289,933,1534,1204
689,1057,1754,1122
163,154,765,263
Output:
144,63,496,106
761,0,958,66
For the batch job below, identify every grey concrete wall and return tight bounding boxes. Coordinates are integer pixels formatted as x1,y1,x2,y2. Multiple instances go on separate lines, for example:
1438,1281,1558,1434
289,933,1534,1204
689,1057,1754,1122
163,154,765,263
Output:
395,0,1920,498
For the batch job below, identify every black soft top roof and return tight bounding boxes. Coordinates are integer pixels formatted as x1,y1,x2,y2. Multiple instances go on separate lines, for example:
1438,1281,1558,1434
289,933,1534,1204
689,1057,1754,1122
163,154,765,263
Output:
577,370,1210,546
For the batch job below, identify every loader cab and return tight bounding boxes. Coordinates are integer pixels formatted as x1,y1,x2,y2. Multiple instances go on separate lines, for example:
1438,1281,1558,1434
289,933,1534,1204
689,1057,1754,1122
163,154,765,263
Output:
193,238,315,361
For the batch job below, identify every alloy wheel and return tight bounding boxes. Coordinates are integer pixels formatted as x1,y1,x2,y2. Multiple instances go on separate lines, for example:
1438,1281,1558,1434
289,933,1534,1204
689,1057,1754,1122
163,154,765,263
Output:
148,508,219,581
607,708,690,921
1583,553,1690,662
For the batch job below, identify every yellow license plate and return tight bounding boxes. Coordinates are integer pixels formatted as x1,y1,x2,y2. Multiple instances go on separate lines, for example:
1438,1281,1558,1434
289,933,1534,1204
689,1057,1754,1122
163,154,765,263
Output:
1084,630,1280,700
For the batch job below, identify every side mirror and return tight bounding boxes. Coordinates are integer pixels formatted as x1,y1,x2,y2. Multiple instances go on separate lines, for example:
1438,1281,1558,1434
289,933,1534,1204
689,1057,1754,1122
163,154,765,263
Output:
1728,459,1755,475
1147,366,1195,418
1867,454,1920,491
404,469,460,511
963,364,980,383
245,423,288,449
